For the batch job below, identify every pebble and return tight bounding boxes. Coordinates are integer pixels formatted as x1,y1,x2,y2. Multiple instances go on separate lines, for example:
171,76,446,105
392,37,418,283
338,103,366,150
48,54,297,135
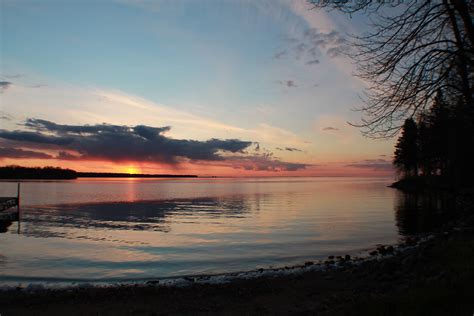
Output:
146,280,159,285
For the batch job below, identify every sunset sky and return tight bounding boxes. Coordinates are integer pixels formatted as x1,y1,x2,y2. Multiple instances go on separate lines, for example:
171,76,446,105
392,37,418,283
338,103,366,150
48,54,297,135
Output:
0,0,395,176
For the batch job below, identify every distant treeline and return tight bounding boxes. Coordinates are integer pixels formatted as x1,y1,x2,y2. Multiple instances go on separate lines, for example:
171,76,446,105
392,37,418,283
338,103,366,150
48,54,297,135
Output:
0,166,77,179
0,166,197,179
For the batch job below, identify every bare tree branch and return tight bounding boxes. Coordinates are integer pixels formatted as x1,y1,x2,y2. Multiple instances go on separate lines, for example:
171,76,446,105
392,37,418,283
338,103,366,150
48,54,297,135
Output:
310,0,474,138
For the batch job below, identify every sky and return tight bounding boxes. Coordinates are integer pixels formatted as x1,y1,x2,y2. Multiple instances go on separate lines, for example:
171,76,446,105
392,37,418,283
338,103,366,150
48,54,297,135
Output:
0,0,395,177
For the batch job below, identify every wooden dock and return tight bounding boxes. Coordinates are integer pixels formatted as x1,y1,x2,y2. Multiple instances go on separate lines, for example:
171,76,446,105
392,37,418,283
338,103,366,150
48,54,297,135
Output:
0,184,20,222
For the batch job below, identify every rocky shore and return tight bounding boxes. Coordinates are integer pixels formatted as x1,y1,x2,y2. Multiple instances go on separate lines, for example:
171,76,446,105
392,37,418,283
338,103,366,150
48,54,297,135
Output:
1,220,473,315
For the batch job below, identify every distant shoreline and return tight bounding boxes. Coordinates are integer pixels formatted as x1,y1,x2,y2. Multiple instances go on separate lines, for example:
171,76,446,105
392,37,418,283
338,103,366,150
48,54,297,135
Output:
0,166,198,180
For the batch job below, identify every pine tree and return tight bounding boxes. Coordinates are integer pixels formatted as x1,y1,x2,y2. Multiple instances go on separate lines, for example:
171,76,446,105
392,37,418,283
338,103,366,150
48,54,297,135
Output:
394,118,419,178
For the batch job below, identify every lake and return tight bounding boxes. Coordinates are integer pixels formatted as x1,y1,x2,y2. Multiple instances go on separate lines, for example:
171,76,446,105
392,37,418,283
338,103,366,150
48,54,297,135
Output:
0,177,407,284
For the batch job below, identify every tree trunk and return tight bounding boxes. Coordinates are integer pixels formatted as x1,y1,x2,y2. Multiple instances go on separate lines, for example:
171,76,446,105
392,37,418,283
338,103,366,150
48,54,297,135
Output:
450,0,474,53
444,0,473,106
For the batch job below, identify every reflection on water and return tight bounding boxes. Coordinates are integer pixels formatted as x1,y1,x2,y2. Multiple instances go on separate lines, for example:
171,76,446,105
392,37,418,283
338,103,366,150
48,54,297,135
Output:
21,197,252,238
0,177,407,283
395,191,456,236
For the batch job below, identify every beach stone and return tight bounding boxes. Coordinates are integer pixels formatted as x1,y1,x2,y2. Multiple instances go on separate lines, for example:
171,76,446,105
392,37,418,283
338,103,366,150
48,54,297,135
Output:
377,246,387,255
328,255,334,260
369,250,378,256
344,254,351,261
304,261,314,266
26,284,44,292
146,280,159,285
405,237,417,246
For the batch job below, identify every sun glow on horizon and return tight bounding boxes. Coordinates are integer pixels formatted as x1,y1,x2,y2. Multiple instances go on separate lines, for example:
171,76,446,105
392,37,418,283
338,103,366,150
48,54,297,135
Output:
123,165,142,174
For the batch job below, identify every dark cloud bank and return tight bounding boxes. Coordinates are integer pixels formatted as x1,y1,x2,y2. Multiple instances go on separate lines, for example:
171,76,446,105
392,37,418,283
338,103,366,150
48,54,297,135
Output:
0,119,308,172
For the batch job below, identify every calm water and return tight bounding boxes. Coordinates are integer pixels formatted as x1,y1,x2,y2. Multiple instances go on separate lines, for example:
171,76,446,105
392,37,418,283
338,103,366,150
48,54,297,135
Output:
0,177,405,283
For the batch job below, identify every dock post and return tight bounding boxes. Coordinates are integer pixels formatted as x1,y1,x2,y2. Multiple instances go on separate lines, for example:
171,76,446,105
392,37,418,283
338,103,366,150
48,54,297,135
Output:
17,183,21,233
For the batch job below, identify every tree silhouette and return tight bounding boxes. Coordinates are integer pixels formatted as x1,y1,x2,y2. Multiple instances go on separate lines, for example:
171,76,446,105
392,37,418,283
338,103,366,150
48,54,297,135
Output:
394,118,419,177
417,90,452,176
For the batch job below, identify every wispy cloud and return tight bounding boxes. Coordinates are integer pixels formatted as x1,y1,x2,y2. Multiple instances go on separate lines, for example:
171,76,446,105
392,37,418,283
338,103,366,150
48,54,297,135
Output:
306,59,320,65
279,28,349,65
0,147,54,159
0,81,12,93
0,112,13,121
322,126,339,131
225,152,309,172
273,50,287,59
1,80,309,150
284,1,367,89
276,146,303,152
346,159,393,171
276,80,297,88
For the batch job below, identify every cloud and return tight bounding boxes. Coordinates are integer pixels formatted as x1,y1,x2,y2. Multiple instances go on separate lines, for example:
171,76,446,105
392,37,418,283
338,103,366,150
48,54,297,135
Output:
227,153,309,172
3,74,23,79
56,151,81,160
0,118,253,164
0,118,309,172
306,59,320,65
0,129,74,145
27,84,47,89
276,147,303,152
345,159,393,171
1,81,309,150
0,112,13,121
0,147,54,159
274,27,349,66
326,46,350,58
322,126,339,131
273,50,287,59
0,81,12,93
277,80,297,88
